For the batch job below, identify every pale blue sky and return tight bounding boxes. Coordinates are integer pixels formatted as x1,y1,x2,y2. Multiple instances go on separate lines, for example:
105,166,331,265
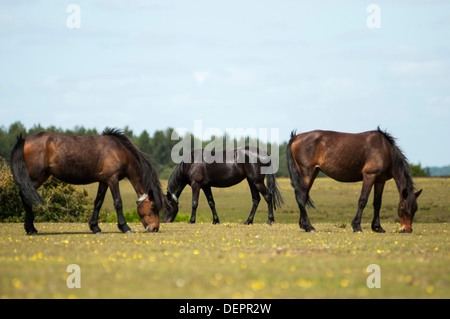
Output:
1,1,449,166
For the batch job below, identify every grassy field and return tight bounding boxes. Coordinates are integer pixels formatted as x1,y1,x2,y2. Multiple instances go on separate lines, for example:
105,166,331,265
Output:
0,177,449,299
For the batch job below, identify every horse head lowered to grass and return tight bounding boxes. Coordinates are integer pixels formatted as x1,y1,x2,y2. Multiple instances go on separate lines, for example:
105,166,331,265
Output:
162,147,284,225
286,127,422,233
10,129,163,235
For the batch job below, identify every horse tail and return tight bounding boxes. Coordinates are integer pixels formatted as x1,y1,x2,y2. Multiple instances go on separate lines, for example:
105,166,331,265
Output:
265,173,284,210
10,134,44,207
286,130,315,208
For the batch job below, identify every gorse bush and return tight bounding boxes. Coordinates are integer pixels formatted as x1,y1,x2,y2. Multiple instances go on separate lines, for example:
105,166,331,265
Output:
0,157,22,219
0,157,93,222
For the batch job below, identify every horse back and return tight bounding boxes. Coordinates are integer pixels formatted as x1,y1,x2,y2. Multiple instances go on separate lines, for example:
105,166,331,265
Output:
291,130,393,182
186,148,266,187
24,132,129,185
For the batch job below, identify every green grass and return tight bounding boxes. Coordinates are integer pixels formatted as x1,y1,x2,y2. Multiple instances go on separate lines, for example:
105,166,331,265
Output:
85,177,449,226
0,177,449,299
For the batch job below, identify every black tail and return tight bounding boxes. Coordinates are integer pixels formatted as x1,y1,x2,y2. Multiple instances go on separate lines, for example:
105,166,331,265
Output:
266,173,284,210
10,135,44,207
286,130,315,208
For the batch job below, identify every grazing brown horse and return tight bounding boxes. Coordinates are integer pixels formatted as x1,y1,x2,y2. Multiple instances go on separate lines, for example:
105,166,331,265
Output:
287,128,422,233
162,147,284,225
10,129,162,235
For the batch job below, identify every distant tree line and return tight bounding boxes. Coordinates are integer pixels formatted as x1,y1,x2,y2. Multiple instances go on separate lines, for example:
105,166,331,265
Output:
0,121,289,179
0,121,431,179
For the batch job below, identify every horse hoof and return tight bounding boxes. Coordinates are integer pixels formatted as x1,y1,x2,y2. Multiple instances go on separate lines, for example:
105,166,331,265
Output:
352,226,362,233
90,226,102,234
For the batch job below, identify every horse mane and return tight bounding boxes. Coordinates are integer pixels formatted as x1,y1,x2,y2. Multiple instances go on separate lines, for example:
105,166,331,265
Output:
377,127,416,209
102,128,162,211
290,129,297,140
167,161,185,194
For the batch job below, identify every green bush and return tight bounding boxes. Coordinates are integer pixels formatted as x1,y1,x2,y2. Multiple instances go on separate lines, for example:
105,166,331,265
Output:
0,157,93,222
0,157,23,220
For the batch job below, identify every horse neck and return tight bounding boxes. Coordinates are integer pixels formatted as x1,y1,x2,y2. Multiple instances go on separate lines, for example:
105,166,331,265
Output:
388,141,414,197
392,162,415,201
126,164,146,196
393,172,408,194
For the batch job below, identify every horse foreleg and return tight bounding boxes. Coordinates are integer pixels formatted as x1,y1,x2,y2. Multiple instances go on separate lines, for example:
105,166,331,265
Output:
371,182,386,233
89,182,108,234
189,183,200,223
203,186,220,224
108,179,131,233
352,174,376,232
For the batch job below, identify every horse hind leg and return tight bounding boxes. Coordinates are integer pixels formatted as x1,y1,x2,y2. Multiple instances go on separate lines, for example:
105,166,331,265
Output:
351,174,376,232
89,182,108,233
254,181,276,225
20,192,38,235
20,173,49,235
295,189,316,232
294,169,318,232
244,180,261,225
189,183,201,224
202,186,220,224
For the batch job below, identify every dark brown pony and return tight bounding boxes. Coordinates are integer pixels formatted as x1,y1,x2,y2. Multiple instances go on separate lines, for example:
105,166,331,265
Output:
162,147,284,225
287,128,422,233
10,129,162,235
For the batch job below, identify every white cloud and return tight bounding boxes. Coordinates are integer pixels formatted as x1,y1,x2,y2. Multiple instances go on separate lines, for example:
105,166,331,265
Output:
193,71,210,87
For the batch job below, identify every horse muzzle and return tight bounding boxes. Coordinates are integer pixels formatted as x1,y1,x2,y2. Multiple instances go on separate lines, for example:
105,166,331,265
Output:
399,227,413,233
145,225,159,233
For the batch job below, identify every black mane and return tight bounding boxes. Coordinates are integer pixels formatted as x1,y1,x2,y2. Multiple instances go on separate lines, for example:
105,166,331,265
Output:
167,162,185,194
102,128,125,138
103,128,163,211
377,127,416,208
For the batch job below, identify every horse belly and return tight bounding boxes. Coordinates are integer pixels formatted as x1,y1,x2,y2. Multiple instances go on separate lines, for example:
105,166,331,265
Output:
48,145,102,185
318,149,366,182
204,164,245,188
49,158,99,185
319,165,363,182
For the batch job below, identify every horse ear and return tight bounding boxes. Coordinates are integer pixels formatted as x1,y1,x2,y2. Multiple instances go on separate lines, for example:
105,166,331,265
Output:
415,189,423,198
